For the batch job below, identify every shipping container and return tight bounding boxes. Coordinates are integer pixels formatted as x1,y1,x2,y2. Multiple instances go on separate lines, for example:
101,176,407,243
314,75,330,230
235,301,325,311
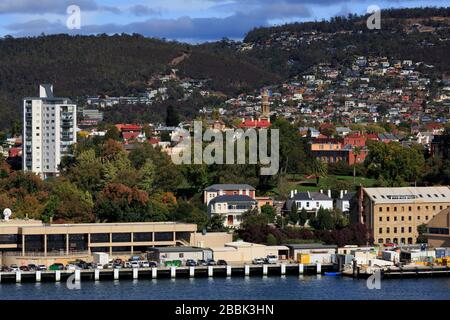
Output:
297,253,310,264
93,252,109,266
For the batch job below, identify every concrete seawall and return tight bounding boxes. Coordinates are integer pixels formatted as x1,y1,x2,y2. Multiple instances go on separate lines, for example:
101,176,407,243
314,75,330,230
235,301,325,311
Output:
0,263,336,283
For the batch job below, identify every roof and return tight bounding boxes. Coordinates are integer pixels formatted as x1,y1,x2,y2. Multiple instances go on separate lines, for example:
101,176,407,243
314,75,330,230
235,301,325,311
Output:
238,118,271,128
340,192,356,201
209,195,257,204
290,191,332,201
148,247,208,253
225,241,266,248
284,243,338,249
363,186,450,204
205,184,255,191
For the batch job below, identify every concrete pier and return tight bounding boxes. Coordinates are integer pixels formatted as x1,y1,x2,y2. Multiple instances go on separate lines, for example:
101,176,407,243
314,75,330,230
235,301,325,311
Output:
75,269,81,282
263,265,268,276
281,263,286,275
0,263,338,284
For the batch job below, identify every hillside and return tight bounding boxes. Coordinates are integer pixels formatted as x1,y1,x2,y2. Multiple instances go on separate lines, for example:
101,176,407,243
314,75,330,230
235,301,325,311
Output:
242,7,450,77
0,34,278,129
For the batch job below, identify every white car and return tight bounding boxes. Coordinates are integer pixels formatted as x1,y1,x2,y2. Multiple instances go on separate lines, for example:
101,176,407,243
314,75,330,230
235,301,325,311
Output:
130,261,140,268
103,263,114,269
65,264,80,270
140,261,150,268
10,264,19,271
124,262,132,268
37,265,47,271
95,263,104,270
252,258,265,265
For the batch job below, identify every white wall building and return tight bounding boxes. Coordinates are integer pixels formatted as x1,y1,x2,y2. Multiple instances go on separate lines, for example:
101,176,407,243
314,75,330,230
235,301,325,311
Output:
285,190,333,214
23,84,77,179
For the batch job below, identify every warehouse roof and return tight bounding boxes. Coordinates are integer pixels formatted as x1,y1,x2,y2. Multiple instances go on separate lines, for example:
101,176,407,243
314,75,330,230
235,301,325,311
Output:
363,186,450,204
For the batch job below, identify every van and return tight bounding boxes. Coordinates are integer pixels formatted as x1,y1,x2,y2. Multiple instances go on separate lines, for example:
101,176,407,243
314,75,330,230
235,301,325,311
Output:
265,255,278,264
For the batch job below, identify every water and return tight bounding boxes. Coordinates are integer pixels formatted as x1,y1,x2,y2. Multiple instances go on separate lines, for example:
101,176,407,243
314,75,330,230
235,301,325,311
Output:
1,276,450,300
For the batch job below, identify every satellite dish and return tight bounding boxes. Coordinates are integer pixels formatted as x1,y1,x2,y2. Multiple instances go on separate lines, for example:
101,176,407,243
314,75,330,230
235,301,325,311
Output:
3,208,12,221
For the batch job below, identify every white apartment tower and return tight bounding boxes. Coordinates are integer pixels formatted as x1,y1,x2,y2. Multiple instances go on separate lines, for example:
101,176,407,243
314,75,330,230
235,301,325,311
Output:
23,84,77,179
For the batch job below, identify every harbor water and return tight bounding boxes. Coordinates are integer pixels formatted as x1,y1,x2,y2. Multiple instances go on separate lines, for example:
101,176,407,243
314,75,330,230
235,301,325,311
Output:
1,275,449,300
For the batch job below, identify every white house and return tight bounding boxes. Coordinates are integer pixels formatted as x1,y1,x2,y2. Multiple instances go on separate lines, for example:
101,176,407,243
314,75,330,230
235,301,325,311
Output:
285,190,333,214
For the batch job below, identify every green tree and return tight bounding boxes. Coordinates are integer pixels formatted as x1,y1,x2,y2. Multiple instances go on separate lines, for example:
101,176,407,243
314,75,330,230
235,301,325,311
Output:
299,208,308,226
261,204,277,223
417,224,428,244
289,202,299,225
310,208,335,230
166,105,180,127
308,158,328,185
104,125,120,141
266,233,278,245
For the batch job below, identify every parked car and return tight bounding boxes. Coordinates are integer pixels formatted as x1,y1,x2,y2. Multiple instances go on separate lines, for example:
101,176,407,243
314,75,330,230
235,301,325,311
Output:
27,264,37,271
185,259,197,266
217,260,227,266
10,264,19,271
252,258,265,265
113,263,123,269
124,262,132,268
1,266,11,272
140,261,150,268
265,255,278,264
148,261,158,268
49,263,64,271
130,261,140,268
103,263,113,269
65,264,80,270
19,266,30,271
37,265,47,271
94,263,103,270
197,259,208,266
207,259,217,266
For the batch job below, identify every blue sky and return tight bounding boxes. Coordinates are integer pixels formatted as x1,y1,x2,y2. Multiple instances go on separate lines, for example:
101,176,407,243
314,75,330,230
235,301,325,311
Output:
0,0,446,42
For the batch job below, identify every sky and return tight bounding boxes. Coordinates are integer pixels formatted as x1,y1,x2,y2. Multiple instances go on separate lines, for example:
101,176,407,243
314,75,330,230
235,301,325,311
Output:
0,0,446,43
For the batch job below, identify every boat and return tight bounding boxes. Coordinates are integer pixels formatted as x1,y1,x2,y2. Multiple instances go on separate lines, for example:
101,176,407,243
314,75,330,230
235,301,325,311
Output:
324,272,342,276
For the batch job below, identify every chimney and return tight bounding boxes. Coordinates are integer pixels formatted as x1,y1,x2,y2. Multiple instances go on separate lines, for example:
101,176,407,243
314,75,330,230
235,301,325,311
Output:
328,189,331,198
294,190,298,194
345,190,348,194
290,190,294,198
320,189,323,194
340,190,344,199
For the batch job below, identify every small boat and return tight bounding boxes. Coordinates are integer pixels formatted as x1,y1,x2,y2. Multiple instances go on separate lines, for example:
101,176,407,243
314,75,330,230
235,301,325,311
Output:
324,272,342,276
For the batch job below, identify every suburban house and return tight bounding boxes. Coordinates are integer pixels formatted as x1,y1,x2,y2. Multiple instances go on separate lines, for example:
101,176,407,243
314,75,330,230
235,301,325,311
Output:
207,195,258,228
284,190,333,214
203,184,256,205
336,190,356,213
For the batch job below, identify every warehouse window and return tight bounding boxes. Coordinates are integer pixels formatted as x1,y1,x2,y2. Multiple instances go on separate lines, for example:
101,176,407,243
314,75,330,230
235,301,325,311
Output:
379,228,382,234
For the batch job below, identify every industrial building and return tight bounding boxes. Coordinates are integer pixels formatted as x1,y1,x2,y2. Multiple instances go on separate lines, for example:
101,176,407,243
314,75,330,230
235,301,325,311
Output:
356,186,450,245
425,207,450,247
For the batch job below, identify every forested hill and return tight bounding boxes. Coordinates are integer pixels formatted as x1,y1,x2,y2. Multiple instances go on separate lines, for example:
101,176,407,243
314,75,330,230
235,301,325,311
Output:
0,33,278,129
242,7,450,78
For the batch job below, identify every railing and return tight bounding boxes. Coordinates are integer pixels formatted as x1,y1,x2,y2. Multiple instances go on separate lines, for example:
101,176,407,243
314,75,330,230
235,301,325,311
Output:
2,250,90,257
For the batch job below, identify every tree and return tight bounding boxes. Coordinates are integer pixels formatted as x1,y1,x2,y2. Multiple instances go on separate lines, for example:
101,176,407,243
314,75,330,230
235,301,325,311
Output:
104,125,120,141
299,208,308,226
352,146,362,184
308,158,328,185
208,214,226,232
166,105,180,127
266,233,278,245
310,208,335,230
417,224,428,244
261,204,277,223
289,202,299,225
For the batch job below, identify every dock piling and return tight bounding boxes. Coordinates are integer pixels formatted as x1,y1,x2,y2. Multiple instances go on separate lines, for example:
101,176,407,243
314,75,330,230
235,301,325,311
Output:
170,266,176,278
75,269,81,282
133,268,138,279
281,263,286,275
94,269,100,281
263,265,268,276
189,266,195,277
208,266,213,277
36,271,41,282
226,265,232,277
317,263,322,274
55,270,61,282
244,265,250,276
151,267,157,279
299,264,304,274
15,271,21,283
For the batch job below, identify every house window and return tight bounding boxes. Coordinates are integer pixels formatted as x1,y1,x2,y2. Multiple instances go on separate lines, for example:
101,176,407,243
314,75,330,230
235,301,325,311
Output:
379,228,382,234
